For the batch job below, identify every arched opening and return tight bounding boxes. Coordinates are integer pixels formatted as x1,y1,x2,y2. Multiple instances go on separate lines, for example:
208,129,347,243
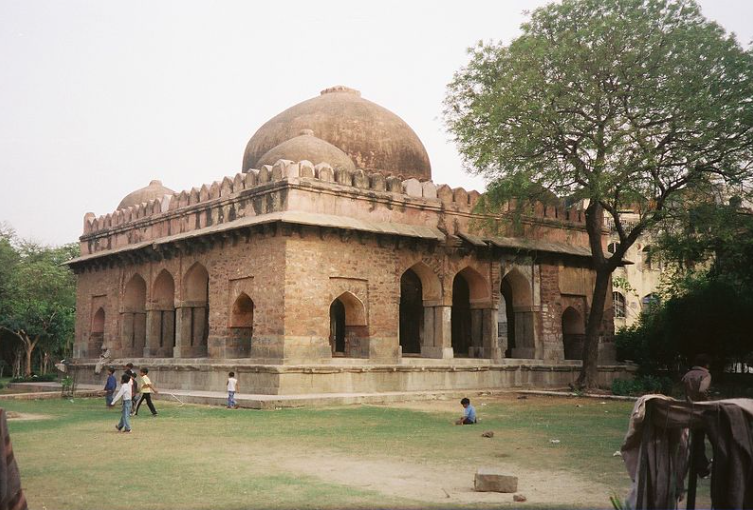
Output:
500,278,515,356
230,293,254,329
229,293,254,357
451,273,471,357
151,270,176,357
90,307,105,355
182,263,209,356
399,269,423,355
451,267,491,358
562,307,585,360
330,299,346,355
329,291,366,357
122,274,147,356
613,292,626,319
642,293,659,314
642,245,653,270
500,269,534,359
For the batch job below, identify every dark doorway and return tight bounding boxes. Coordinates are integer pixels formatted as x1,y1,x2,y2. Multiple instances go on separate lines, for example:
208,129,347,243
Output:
501,278,516,357
451,273,471,357
562,307,585,360
329,298,346,355
399,269,423,355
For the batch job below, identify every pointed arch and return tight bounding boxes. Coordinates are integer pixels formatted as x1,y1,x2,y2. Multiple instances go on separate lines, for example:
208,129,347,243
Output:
183,263,209,303
149,269,176,357
230,293,254,329
123,274,147,311
500,268,536,359
406,261,441,302
399,268,423,355
451,272,472,357
562,307,585,360
122,274,147,356
90,306,105,355
180,262,209,356
92,307,105,335
329,291,367,356
152,269,175,308
456,266,490,303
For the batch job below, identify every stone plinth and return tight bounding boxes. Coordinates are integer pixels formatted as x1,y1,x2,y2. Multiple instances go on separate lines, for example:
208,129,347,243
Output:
474,469,518,493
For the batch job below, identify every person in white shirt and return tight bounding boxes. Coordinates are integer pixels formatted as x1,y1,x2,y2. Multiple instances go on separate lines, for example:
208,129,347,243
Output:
227,372,239,409
109,373,133,432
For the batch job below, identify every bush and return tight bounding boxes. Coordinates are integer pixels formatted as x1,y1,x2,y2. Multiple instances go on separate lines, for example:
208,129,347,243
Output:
11,374,58,383
611,375,674,397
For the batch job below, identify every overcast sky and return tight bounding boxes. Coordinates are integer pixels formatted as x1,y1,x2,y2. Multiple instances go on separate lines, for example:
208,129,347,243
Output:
1,0,751,246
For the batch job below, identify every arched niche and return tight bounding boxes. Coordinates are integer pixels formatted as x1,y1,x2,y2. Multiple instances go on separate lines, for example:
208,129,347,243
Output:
122,274,147,356
90,307,105,355
230,293,254,329
399,268,423,355
562,307,585,360
500,268,536,359
149,270,176,357
180,263,209,356
451,272,472,357
329,291,366,356
451,266,493,359
227,292,254,357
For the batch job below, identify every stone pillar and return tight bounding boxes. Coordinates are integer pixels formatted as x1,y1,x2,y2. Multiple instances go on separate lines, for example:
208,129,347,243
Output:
174,305,191,358
144,308,159,357
121,312,134,357
511,307,538,359
421,305,453,359
482,307,502,359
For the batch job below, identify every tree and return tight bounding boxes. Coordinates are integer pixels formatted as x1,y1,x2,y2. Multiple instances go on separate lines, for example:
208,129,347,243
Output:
444,0,753,388
0,238,77,376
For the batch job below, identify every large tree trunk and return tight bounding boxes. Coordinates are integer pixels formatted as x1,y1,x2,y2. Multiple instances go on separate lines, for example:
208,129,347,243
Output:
577,267,611,389
21,333,40,377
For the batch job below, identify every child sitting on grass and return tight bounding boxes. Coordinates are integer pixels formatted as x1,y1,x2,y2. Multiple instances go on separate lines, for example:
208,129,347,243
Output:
455,397,477,425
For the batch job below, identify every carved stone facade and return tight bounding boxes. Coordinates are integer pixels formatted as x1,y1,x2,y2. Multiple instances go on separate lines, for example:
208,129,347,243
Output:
69,87,622,393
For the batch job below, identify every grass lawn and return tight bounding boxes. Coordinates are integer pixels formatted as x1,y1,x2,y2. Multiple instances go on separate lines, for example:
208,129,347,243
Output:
2,394,711,509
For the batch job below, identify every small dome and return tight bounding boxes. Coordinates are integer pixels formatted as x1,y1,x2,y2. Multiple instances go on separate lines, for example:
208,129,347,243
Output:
117,180,175,211
256,130,356,174
243,86,431,180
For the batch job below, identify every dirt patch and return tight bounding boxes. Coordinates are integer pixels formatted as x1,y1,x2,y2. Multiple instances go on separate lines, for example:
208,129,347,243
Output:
6,412,53,421
276,449,615,506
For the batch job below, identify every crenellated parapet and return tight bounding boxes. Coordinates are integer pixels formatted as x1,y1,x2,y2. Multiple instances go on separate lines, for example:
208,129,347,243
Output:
81,159,587,256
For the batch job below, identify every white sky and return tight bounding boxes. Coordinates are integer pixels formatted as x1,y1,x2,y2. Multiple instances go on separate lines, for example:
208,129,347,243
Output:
1,0,751,246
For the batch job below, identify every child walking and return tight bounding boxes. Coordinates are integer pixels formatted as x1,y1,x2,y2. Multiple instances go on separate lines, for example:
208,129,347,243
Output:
227,372,239,409
135,367,159,416
103,367,117,407
109,373,133,433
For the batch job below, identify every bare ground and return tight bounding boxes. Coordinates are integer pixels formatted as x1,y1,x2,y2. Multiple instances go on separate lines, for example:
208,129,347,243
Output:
277,448,615,506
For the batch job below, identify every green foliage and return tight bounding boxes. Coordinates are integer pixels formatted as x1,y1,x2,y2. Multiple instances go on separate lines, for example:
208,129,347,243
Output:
0,226,77,373
616,275,753,376
10,374,57,383
611,375,674,397
444,0,753,387
61,375,74,391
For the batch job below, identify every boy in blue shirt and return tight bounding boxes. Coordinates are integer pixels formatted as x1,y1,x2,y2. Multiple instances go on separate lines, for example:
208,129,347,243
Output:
103,367,117,407
456,397,477,425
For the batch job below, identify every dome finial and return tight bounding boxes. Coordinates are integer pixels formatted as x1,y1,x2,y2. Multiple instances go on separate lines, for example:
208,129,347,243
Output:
320,86,361,97
299,129,314,136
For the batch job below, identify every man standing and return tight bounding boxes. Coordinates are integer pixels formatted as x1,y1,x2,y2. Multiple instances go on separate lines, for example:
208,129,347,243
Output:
682,353,712,478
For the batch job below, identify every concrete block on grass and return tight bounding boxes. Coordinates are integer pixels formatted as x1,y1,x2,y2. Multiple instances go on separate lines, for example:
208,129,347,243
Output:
474,468,518,493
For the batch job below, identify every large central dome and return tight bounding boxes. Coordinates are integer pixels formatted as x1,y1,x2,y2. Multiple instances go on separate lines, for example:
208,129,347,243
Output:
242,86,431,180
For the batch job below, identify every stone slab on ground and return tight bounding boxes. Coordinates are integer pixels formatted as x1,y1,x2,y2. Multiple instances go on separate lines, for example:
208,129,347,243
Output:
474,468,518,493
